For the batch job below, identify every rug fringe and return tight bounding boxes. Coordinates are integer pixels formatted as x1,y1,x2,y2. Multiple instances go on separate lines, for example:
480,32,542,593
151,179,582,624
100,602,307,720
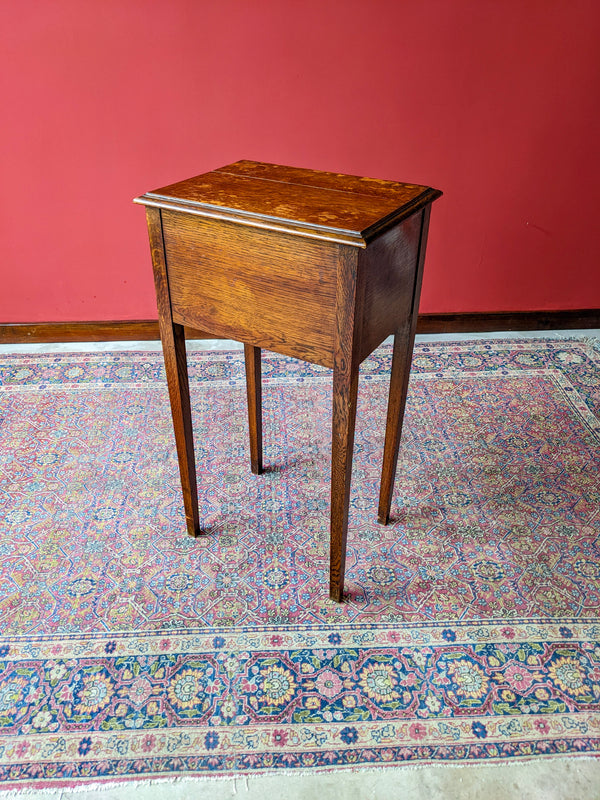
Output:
1,754,599,797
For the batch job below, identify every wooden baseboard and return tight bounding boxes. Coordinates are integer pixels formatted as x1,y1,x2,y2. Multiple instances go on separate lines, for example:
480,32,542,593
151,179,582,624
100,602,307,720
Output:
0,320,214,344
0,310,598,345
415,309,600,334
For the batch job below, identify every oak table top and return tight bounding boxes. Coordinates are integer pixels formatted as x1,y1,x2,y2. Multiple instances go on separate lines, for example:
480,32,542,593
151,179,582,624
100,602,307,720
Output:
136,159,440,247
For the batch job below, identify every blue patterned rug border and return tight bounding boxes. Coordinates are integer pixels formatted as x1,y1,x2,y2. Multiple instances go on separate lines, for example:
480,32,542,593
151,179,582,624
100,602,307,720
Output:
1,630,599,775
1,737,599,788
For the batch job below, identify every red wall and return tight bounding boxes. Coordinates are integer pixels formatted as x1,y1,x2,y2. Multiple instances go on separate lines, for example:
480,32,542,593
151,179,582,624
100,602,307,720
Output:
2,0,600,323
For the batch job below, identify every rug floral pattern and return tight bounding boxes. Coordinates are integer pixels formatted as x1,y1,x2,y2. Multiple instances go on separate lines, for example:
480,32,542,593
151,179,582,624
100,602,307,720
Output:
0,338,599,785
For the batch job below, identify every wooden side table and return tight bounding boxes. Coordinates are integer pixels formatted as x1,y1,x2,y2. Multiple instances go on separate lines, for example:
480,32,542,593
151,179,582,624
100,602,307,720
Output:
135,161,441,601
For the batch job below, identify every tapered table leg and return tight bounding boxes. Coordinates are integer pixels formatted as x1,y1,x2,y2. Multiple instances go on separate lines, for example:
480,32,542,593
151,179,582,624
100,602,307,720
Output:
146,206,200,537
161,323,200,536
329,363,360,602
244,344,263,475
377,326,414,525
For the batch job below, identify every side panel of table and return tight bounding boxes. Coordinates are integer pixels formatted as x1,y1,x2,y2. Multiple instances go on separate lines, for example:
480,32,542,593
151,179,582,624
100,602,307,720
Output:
357,210,423,361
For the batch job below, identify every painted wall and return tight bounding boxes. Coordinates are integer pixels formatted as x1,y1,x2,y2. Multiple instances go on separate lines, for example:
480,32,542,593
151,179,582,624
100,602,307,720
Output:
2,0,599,323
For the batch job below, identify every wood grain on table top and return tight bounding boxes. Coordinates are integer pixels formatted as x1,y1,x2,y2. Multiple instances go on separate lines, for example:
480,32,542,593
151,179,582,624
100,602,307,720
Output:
135,160,441,246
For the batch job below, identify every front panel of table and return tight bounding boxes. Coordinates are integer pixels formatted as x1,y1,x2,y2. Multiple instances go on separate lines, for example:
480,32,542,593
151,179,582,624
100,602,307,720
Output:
159,207,424,370
161,210,340,368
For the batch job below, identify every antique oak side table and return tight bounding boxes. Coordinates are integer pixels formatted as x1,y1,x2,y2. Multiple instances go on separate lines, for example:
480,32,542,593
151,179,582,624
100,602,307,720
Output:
135,161,441,602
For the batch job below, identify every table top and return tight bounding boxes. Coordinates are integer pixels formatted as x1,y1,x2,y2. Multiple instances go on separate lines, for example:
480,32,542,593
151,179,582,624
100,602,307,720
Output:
135,160,441,246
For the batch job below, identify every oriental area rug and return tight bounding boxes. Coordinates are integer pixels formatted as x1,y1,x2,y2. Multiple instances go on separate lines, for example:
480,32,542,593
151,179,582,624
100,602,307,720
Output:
0,337,599,789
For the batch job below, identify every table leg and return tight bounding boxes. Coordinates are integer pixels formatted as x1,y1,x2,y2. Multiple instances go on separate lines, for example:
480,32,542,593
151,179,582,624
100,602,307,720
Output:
244,344,263,474
145,206,200,537
161,323,200,536
329,363,359,602
377,326,413,525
